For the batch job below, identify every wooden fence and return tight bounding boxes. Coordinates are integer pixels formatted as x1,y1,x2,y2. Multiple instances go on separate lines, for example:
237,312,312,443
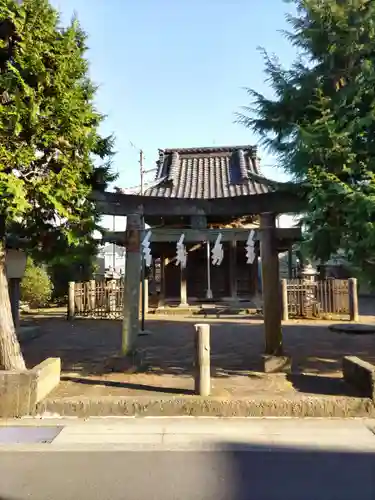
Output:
70,280,124,319
68,277,359,322
281,278,358,320
68,279,150,320
69,280,124,319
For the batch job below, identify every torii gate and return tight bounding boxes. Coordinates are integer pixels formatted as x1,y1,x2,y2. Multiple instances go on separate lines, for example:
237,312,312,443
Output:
93,190,304,370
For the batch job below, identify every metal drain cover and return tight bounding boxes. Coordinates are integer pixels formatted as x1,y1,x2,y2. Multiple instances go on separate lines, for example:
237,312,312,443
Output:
0,426,63,444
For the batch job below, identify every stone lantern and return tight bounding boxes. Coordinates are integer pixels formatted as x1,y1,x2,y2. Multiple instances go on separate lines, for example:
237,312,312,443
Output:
5,248,27,330
300,262,319,310
300,262,319,283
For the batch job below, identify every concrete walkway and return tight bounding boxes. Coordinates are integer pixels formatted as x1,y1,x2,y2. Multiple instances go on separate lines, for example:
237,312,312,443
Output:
2,418,375,500
1,417,375,451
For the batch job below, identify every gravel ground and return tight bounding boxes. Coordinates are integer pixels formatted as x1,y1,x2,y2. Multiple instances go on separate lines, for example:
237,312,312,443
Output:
20,309,375,400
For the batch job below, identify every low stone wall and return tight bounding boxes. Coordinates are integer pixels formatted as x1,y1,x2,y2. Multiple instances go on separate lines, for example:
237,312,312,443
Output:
0,358,61,418
0,371,34,418
343,356,375,401
30,358,61,405
35,395,375,418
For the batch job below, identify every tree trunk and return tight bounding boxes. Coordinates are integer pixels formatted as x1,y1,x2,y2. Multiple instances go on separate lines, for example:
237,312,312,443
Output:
0,239,26,371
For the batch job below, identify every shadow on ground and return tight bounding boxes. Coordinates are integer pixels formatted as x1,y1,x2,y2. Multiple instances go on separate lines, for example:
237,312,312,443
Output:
359,296,375,318
1,441,375,500
59,375,196,395
286,373,363,397
223,441,375,500
191,307,262,319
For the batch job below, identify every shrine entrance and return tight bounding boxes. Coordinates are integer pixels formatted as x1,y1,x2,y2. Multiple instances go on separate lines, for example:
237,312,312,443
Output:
151,243,255,305
93,144,305,362
155,240,260,304
95,202,302,359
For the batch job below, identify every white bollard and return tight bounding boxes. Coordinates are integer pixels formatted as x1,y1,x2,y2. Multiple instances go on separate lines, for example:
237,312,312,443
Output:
194,323,211,396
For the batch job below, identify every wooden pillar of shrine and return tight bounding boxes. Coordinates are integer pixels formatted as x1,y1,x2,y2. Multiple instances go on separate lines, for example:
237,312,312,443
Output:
252,246,260,296
229,240,237,300
260,212,283,356
158,255,166,308
179,265,188,306
288,248,293,279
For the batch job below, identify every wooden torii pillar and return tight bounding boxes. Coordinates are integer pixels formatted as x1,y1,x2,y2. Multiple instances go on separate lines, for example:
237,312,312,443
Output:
260,212,290,372
121,214,143,354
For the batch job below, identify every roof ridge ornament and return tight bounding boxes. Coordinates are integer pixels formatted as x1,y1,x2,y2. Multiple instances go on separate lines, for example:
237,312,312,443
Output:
156,149,165,178
168,151,180,182
237,148,249,181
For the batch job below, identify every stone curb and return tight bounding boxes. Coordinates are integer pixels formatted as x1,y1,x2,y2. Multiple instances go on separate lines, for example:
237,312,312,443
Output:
343,356,375,401
35,396,375,418
0,358,61,418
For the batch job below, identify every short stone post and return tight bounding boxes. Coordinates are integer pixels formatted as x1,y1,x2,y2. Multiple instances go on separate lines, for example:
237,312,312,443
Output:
194,324,211,396
348,277,359,322
67,281,75,320
281,279,289,321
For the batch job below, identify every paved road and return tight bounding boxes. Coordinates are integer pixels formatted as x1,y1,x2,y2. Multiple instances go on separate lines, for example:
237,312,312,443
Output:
1,418,375,500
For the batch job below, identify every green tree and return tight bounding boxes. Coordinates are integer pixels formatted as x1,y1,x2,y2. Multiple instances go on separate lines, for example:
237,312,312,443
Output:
0,0,116,369
238,0,375,277
46,238,99,303
21,258,53,308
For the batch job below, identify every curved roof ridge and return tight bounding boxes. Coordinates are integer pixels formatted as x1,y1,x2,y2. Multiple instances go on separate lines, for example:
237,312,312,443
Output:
144,144,275,199
161,145,258,155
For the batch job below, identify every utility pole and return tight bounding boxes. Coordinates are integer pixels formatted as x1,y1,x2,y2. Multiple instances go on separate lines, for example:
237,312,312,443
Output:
129,144,156,334
139,150,144,196
139,149,147,334
138,148,157,194
139,149,157,334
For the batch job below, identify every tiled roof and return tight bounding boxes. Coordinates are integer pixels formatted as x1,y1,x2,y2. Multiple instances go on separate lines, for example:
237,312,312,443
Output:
144,146,273,199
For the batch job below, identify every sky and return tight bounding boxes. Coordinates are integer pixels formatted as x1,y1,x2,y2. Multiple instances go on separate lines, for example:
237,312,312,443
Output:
49,0,299,229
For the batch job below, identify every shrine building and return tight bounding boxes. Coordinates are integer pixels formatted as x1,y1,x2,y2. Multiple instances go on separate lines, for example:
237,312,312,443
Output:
141,145,277,306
